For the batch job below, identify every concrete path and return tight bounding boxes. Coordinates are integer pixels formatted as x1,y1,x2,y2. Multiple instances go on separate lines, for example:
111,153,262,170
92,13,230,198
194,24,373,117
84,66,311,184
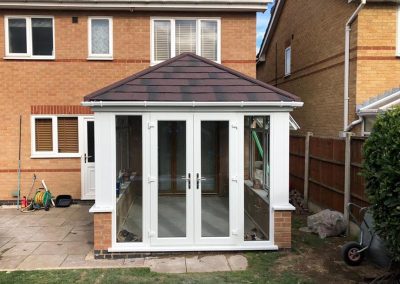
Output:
0,205,247,273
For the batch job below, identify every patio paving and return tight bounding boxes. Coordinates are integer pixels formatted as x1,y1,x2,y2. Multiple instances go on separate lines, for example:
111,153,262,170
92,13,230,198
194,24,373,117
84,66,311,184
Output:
0,204,248,273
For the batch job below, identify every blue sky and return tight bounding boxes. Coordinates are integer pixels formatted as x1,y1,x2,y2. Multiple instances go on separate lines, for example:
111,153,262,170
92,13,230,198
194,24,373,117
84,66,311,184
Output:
256,2,274,54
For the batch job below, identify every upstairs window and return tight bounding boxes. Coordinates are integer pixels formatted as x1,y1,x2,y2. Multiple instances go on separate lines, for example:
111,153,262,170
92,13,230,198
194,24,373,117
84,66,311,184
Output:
88,17,113,59
152,18,220,64
5,16,54,59
285,46,291,76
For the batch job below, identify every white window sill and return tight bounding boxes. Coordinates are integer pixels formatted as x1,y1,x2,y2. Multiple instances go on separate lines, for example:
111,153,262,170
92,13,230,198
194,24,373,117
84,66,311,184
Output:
31,153,81,159
4,56,55,60
87,56,113,61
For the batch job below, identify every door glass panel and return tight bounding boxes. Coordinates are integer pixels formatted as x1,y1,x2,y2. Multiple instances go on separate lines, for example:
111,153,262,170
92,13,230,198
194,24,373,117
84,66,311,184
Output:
201,121,229,237
87,121,95,163
158,121,186,238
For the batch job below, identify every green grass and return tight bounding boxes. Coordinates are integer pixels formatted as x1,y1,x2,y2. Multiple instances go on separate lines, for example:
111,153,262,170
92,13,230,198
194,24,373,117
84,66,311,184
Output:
0,252,309,284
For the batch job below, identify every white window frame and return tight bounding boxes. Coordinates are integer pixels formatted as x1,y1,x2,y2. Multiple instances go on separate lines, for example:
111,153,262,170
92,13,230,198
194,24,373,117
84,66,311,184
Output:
284,46,291,76
150,17,221,65
396,5,400,57
88,16,113,60
4,15,55,60
31,115,82,158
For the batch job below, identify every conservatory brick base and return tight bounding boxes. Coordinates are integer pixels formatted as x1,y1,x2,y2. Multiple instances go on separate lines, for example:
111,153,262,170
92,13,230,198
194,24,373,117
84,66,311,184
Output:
94,213,112,251
274,211,292,249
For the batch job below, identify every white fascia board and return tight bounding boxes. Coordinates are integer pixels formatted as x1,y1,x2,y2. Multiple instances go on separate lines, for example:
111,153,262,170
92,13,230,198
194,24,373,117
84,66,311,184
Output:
358,90,400,113
0,1,270,12
81,101,303,108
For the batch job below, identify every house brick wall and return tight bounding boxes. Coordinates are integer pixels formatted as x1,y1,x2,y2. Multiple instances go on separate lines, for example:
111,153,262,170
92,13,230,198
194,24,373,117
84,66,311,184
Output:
94,212,112,250
356,4,399,105
0,10,256,201
257,0,399,137
274,211,292,249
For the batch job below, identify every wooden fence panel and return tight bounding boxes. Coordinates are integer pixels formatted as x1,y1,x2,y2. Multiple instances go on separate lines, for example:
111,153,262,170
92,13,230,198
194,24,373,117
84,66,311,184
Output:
289,134,369,215
289,135,305,195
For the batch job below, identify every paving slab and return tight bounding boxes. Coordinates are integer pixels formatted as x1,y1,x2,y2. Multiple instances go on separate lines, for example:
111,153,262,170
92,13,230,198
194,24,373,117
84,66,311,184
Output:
63,230,93,242
226,254,248,271
29,226,72,242
0,237,12,248
61,254,125,268
0,255,27,270
32,241,92,256
17,254,67,270
186,255,231,273
123,257,146,267
1,227,41,243
1,242,41,256
145,257,187,273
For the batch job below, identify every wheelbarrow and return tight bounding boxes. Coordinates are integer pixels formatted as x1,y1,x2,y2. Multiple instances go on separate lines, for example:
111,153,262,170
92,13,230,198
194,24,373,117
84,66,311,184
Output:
341,203,373,266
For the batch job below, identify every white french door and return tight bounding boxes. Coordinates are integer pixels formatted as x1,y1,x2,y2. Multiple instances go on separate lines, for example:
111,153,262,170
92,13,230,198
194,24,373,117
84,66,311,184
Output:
149,113,238,247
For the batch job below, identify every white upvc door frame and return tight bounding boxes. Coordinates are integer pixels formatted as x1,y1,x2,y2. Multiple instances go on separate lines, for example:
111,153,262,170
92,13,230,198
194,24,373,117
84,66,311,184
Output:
149,113,195,246
81,116,96,200
193,113,239,246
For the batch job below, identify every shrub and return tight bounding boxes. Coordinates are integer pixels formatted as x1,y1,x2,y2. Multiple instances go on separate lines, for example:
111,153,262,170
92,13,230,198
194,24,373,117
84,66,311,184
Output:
363,106,400,262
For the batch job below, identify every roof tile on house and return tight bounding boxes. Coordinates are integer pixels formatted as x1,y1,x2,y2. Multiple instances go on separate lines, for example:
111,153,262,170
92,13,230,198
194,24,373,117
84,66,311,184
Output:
85,53,300,102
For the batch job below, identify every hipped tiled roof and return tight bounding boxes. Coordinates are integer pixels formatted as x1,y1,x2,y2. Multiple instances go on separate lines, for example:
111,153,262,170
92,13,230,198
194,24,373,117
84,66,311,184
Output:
85,53,300,102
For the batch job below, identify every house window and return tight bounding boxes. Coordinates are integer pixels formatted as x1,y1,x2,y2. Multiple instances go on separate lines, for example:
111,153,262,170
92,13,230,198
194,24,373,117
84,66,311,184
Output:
5,16,54,59
32,116,79,158
152,18,220,64
285,46,291,76
88,17,113,59
363,115,377,136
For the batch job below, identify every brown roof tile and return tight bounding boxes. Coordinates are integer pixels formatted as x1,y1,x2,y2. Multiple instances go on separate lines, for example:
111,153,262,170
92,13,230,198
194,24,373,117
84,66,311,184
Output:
84,53,301,102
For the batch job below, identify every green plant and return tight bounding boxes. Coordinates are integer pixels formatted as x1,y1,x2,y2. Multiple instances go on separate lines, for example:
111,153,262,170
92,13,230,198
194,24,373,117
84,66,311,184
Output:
363,106,400,262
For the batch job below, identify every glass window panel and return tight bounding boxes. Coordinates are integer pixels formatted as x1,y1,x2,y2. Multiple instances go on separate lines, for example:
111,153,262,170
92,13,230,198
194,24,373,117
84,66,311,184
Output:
116,116,143,243
175,20,196,55
91,19,110,55
8,18,27,54
200,20,218,61
32,18,53,56
201,121,229,237
154,20,171,61
87,121,95,162
158,121,186,238
364,116,376,134
244,116,270,241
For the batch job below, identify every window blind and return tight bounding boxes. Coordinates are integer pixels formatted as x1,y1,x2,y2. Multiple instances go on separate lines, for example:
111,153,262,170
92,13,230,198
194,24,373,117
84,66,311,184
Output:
35,118,53,151
175,20,196,55
154,20,171,61
58,117,78,153
200,21,218,61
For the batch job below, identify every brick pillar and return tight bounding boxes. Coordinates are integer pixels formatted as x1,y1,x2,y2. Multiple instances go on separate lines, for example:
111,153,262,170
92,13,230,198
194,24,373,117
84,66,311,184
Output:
94,212,112,251
274,211,292,249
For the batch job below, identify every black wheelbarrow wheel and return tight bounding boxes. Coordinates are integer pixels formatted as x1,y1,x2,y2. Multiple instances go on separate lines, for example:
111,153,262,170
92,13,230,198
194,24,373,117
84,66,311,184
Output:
342,241,365,266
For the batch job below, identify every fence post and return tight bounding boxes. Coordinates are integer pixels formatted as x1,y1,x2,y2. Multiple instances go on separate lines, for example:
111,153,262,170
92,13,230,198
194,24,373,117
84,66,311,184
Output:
344,132,352,235
303,132,313,207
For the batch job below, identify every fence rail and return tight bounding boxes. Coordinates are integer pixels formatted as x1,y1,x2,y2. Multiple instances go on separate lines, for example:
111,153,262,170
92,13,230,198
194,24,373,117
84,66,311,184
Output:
289,133,369,221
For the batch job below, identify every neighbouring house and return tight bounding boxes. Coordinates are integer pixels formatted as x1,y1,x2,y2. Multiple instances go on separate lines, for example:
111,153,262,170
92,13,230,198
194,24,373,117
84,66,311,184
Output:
257,0,400,138
0,0,303,256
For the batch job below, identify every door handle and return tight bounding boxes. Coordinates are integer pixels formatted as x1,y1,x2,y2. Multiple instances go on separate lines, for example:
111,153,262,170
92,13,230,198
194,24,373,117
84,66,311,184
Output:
181,173,191,189
196,173,206,189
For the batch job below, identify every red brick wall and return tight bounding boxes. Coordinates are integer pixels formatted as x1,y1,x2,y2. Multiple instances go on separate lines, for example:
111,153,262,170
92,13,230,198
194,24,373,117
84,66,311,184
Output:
274,211,292,249
0,10,256,200
94,212,112,250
